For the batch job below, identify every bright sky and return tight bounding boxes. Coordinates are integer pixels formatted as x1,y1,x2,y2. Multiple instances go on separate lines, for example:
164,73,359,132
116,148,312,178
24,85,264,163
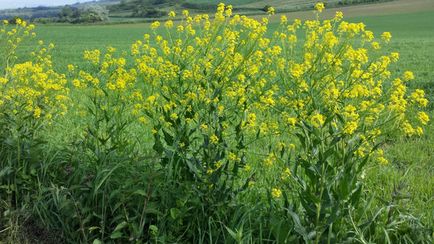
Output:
0,0,86,10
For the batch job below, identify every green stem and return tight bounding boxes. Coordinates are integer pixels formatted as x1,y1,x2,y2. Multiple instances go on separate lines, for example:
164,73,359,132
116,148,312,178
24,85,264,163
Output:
15,135,21,208
315,131,326,244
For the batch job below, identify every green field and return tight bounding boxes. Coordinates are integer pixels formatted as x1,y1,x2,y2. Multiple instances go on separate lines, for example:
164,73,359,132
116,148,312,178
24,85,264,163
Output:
2,1,433,242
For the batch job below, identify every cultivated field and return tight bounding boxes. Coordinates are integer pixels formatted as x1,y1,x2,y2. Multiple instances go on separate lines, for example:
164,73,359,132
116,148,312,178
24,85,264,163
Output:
1,0,433,243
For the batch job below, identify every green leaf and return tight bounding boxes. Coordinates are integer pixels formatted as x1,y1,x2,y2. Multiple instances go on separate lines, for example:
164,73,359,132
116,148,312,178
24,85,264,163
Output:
92,239,102,244
287,210,308,240
0,166,13,178
133,189,147,196
110,231,123,239
162,129,174,146
170,208,180,219
114,221,128,232
224,226,238,240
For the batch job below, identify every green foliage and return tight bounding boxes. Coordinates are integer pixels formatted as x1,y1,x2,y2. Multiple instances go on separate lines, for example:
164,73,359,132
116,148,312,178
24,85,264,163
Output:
132,7,167,18
58,5,109,23
109,0,174,18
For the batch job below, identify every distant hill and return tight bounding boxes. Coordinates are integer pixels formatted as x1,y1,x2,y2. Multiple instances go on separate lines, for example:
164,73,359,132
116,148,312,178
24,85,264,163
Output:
0,0,393,23
0,0,120,20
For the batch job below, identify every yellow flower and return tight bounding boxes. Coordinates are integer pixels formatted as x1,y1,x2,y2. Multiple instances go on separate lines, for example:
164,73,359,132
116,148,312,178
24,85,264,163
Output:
403,121,415,136
287,117,297,126
139,116,147,124
247,113,256,126
170,113,178,120
271,188,282,198
381,32,392,43
168,11,176,18
263,153,276,166
281,167,291,180
371,42,380,50
150,21,160,30
267,6,275,15
415,126,424,136
83,49,100,65
343,121,358,135
310,113,325,128
335,11,344,20
200,124,208,130
280,15,287,24
418,112,430,125
67,64,75,72
403,71,414,81
390,52,399,62
164,20,173,28
33,107,42,118
228,152,238,161
377,157,389,165
210,134,219,144
315,2,325,13
410,89,428,107
374,149,389,165
290,63,304,78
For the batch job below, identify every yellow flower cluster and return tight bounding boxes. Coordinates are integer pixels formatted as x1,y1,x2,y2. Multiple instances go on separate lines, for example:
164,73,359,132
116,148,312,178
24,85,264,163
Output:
125,2,429,174
1,5,429,210
315,2,325,13
68,46,144,121
271,188,282,198
5,4,425,196
1,18,36,70
1,20,68,124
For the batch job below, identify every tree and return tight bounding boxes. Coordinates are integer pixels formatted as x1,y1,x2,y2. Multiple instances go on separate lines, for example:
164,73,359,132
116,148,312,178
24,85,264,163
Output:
59,5,76,22
78,5,109,23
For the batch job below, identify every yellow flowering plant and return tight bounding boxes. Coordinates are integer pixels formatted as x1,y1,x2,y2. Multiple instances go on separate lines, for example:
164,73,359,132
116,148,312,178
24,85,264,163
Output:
0,18,36,72
129,3,429,241
132,6,267,234
66,46,145,164
245,5,429,242
0,3,430,243
38,47,152,242
0,19,69,223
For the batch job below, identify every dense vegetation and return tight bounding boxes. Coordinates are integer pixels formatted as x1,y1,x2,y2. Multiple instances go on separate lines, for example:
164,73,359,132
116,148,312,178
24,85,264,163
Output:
0,2,432,243
57,5,109,23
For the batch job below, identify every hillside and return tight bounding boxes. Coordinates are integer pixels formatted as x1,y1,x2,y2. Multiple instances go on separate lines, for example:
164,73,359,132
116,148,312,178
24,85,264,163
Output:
0,0,121,20
108,0,394,18
0,0,394,22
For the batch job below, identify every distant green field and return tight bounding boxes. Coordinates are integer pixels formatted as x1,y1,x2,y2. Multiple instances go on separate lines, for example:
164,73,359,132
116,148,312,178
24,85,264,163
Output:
29,10,434,75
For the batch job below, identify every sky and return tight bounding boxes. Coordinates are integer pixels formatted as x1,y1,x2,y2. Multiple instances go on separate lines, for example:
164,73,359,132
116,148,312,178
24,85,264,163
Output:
0,0,87,10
